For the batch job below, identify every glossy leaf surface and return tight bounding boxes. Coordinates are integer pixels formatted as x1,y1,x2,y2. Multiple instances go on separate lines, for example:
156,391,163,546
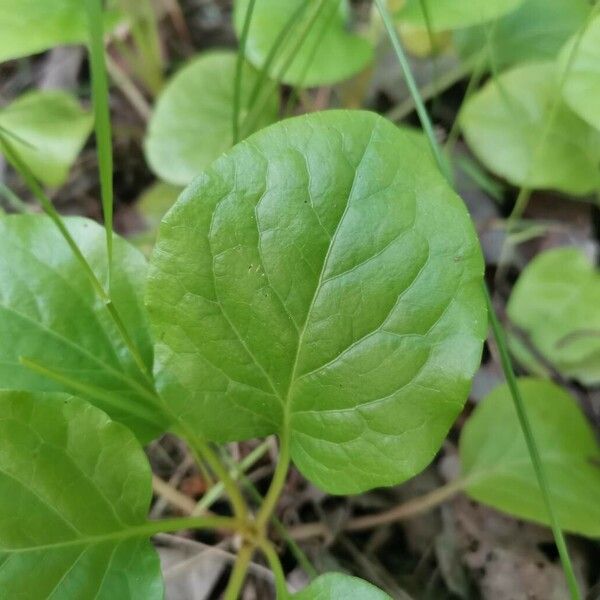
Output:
560,14,600,131
0,391,162,598
460,61,600,195
0,215,164,442
234,0,373,87
461,378,600,536
0,0,120,62
507,248,600,386
147,110,486,494
0,91,93,187
455,0,590,70
397,0,523,31
294,573,392,599
145,51,278,186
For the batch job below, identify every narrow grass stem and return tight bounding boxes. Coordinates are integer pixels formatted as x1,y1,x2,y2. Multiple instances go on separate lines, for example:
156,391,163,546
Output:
258,539,288,598
105,54,152,121
224,543,255,600
0,180,31,213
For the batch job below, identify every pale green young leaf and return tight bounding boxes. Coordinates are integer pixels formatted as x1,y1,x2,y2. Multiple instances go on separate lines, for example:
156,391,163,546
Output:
559,14,600,132
294,573,392,599
234,0,373,87
0,0,121,62
0,215,165,442
455,0,591,71
144,51,278,186
461,378,600,536
0,91,93,187
507,247,600,386
397,0,523,31
460,61,600,195
146,111,486,494
0,391,163,599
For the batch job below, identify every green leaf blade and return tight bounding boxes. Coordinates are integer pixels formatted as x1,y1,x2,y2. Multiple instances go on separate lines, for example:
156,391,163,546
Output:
294,573,392,599
147,110,486,494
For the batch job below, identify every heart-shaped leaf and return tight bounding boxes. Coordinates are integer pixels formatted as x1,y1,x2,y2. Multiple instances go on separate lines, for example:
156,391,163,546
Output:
0,91,93,187
455,0,591,71
0,0,121,62
397,0,523,31
145,50,278,186
460,378,600,536
147,110,486,494
294,573,392,599
559,14,600,132
507,247,600,386
460,61,600,195
0,391,163,598
0,215,165,442
234,0,373,87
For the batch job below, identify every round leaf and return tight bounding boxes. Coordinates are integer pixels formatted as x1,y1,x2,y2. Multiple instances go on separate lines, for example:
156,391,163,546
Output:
145,51,278,186
455,0,591,71
460,378,600,536
294,573,392,599
460,61,600,195
0,215,165,442
507,247,600,386
559,14,600,131
397,0,524,31
234,0,373,87
0,391,162,598
147,110,486,494
0,91,93,187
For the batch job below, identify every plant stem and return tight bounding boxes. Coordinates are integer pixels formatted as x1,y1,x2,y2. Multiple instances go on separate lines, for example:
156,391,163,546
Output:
258,539,288,598
105,54,152,122
233,0,257,144
224,543,255,600
0,180,31,212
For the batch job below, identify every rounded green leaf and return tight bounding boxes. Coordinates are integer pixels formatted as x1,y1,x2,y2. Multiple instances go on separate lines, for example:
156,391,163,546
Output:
559,14,600,131
507,247,600,386
147,110,486,494
460,378,600,536
144,51,278,186
460,61,600,195
0,0,121,62
397,0,524,31
0,215,165,442
294,573,392,599
0,90,93,187
0,391,163,598
455,0,591,70
233,0,373,87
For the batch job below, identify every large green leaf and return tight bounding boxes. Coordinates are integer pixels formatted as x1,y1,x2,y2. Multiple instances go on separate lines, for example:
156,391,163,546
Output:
460,61,600,195
0,0,121,62
144,51,278,186
0,391,163,598
460,378,600,536
294,573,392,599
233,0,373,87
0,215,165,442
146,110,486,494
455,0,590,71
507,247,600,386
397,0,524,31
559,14,600,132
0,90,93,187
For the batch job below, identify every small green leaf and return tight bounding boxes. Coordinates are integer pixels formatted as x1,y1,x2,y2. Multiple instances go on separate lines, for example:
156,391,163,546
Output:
0,391,163,598
460,378,600,536
460,61,600,195
0,215,165,442
0,91,93,187
397,0,524,31
455,0,591,70
234,0,373,87
0,0,121,62
559,14,600,132
147,110,486,494
294,573,392,599
144,50,278,186
507,247,600,386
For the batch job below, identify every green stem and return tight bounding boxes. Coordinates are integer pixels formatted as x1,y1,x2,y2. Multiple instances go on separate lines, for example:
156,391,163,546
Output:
0,180,31,213
224,543,255,600
258,539,289,599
